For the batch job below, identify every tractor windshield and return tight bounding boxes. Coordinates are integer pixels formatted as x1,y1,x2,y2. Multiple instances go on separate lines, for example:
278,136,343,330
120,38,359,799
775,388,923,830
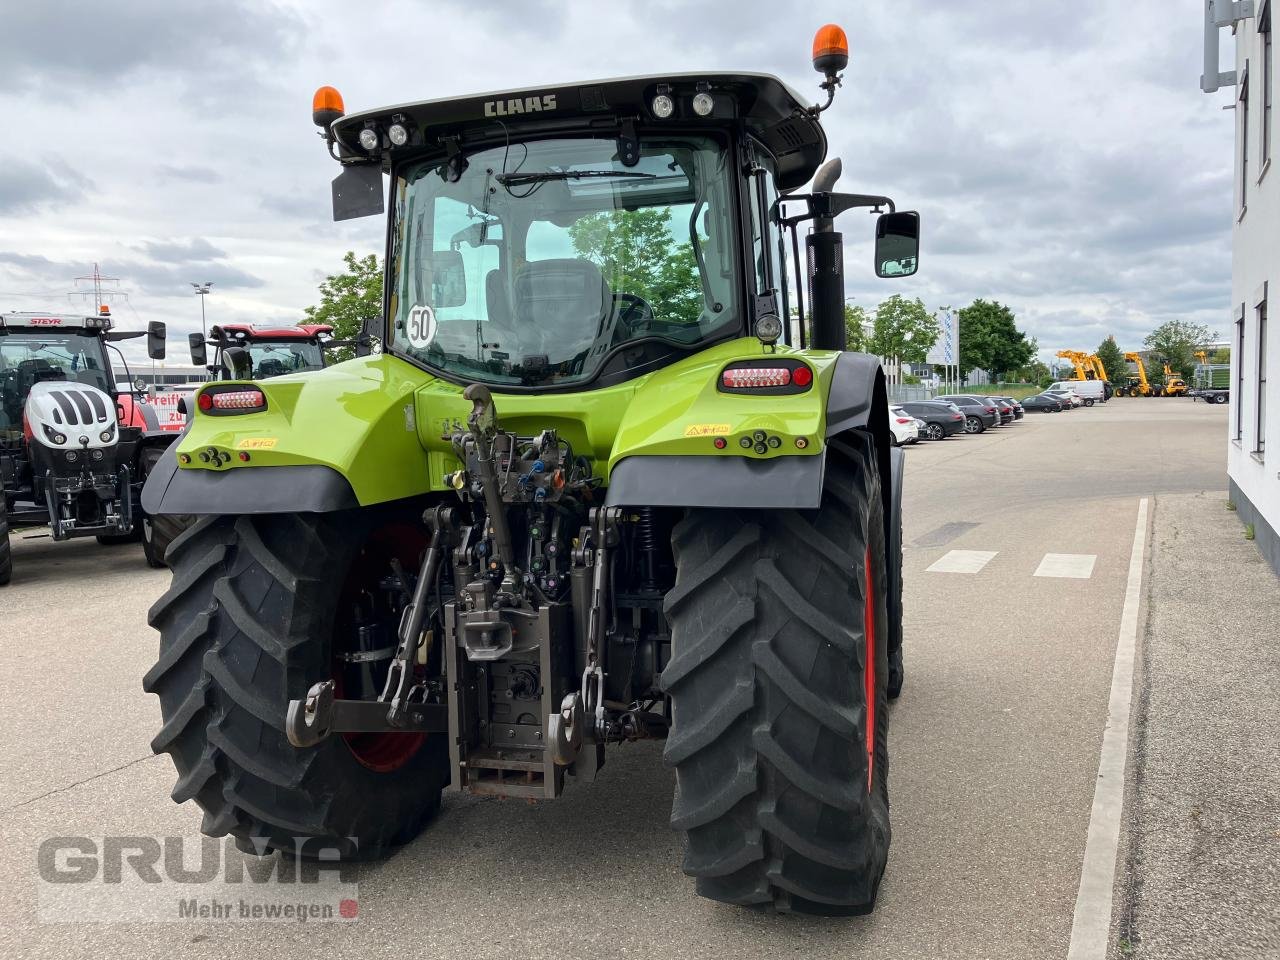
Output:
245,340,324,378
390,135,739,387
0,331,113,434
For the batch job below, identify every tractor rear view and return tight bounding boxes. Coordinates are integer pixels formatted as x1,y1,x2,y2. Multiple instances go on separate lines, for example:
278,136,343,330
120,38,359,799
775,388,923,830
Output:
143,24,914,913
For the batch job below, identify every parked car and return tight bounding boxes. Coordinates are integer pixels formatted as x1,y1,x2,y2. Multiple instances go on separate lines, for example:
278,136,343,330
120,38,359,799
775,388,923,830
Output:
998,397,1026,420
900,400,966,440
1047,379,1106,406
888,406,920,445
936,395,1001,433
1045,389,1083,408
1022,394,1065,413
986,397,1016,424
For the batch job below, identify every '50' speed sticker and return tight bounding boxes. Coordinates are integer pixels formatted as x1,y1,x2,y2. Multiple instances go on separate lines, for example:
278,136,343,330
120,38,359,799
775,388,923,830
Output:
404,305,438,349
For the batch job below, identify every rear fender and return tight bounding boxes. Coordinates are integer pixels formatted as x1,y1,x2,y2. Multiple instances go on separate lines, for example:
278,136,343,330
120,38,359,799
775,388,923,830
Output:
142,355,435,516
605,348,891,514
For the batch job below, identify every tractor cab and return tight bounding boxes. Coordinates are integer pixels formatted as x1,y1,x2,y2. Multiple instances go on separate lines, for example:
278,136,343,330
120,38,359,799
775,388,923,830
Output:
189,323,348,380
313,62,919,387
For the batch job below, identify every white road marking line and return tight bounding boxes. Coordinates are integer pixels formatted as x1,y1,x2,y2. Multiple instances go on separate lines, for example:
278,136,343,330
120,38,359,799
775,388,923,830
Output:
1034,553,1097,579
1066,497,1149,960
925,549,998,574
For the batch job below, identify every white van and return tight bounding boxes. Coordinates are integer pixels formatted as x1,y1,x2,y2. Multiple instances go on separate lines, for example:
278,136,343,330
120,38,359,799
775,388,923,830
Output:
1048,380,1106,406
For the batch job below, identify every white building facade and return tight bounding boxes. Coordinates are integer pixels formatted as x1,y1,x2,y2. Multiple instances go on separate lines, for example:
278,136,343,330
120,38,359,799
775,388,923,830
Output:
1205,0,1280,574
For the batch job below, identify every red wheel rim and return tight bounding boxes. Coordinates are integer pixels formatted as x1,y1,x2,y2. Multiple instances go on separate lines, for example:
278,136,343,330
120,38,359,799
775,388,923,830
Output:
332,524,429,774
863,546,876,792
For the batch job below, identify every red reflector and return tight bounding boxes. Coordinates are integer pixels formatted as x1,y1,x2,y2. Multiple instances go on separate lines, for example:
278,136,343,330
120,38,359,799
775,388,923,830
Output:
791,365,813,387
713,437,727,449
210,390,266,410
722,367,792,388
238,451,251,462
197,392,213,412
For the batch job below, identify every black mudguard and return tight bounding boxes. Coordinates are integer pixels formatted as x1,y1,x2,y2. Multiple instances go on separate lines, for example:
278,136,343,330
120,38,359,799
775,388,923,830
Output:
141,442,359,515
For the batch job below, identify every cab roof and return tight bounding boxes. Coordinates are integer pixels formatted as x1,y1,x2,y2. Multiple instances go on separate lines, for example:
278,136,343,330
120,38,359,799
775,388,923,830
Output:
332,72,827,190
0,311,110,331
210,323,333,341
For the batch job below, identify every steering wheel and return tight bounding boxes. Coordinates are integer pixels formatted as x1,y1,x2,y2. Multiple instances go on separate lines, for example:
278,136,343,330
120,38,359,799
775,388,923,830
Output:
614,293,655,331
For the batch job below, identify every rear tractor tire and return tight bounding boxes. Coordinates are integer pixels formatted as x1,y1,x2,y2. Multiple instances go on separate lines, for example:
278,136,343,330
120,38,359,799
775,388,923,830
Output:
0,501,11,586
139,447,190,569
662,431,891,914
145,510,450,859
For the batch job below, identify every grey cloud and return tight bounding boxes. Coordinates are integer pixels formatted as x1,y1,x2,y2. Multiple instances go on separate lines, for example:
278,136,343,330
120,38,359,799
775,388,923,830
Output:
0,1,300,91
156,164,222,184
136,237,228,262
124,260,265,297
0,157,88,214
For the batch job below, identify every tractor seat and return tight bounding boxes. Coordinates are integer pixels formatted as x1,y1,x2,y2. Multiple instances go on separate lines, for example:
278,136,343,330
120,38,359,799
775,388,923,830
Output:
512,259,609,358
256,359,287,378
17,359,66,390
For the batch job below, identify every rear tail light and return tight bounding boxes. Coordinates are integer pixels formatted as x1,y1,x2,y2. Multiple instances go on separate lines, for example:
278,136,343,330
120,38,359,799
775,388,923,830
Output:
985,406,996,412
198,388,267,414
723,367,791,388
895,417,913,424
718,360,813,394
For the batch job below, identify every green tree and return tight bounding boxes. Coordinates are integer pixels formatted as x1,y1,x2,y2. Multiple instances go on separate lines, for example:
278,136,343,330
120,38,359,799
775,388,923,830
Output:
1095,335,1128,384
569,209,700,325
1210,347,1231,364
844,303,869,351
1142,320,1216,380
867,295,939,363
957,299,1035,382
304,251,383,344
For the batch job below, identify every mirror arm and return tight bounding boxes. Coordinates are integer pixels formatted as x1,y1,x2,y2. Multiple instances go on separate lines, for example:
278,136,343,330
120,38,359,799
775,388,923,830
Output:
780,191,896,228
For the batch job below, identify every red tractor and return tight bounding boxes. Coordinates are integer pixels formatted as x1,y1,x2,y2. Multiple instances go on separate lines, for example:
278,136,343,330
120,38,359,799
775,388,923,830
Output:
188,323,353,380
0,309,176,582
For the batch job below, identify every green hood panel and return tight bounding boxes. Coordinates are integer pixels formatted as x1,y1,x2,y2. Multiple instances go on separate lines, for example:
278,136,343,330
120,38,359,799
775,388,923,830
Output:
175,340,843,508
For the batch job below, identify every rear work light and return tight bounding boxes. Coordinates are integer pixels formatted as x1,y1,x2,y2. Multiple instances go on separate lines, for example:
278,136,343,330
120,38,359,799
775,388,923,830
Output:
718,359,814,395
198,388,267,414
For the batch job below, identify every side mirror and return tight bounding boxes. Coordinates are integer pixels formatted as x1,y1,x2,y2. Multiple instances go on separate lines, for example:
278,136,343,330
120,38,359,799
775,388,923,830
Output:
147,321,167,360
356,317,378,357
188,332,208,366
874,211,920,278
427,249,467,307
222,346,253,381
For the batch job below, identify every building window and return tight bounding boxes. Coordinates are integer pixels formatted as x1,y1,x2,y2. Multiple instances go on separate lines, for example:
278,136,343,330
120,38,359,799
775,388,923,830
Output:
1236,304,1246,440
1241,67,1251,210
1257,296,1268,455
1264,2,1274,168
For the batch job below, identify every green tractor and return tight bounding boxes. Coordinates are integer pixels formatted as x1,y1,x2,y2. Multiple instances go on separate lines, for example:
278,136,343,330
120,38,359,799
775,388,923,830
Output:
142,23,917,914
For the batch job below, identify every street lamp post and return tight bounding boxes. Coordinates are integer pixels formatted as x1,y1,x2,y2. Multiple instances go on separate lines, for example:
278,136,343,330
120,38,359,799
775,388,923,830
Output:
191,282,213,339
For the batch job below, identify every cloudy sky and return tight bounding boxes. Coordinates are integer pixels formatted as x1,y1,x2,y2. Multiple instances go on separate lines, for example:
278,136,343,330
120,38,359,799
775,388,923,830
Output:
0,0,1235,367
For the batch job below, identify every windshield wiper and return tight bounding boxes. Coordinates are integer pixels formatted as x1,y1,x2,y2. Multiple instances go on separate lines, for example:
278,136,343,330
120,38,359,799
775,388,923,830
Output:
494,169,657,187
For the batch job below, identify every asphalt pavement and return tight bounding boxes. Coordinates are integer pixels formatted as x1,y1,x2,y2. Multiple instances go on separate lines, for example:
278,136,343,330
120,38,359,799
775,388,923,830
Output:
0,397,1258,960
